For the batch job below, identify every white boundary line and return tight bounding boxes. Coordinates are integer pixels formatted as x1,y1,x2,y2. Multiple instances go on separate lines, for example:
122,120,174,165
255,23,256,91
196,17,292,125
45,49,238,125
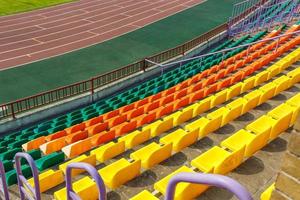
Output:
0,0,201,54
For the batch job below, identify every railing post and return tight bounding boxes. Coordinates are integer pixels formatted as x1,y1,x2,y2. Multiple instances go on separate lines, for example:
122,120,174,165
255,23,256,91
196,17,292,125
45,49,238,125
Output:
91,78,94,95
182,44,185,55
142,58,147,72
10,103,15,119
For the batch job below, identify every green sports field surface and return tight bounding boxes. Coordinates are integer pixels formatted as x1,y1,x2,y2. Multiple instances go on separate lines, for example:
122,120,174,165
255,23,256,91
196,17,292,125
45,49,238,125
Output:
0,0,74,16
0,0,241,104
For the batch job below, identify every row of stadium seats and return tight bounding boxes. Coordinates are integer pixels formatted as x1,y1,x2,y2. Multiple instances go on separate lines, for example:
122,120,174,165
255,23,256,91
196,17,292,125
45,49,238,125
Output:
52,59,300,200
23,41,300,199
0,31,266,145
2,24,298,187
1,22,299,193
133,93,299,200
22,26,295,160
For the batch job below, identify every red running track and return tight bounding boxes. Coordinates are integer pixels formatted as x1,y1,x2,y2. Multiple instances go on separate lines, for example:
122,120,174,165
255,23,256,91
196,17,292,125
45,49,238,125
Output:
0,0,204,70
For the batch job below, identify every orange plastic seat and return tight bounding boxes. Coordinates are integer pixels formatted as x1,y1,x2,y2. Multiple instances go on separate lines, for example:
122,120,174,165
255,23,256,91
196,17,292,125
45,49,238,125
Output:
23,136,46,151
62,138,92,158
160,94,174,105
190,82,203,93
174,88,188,100
120,104,135,113
136,113,157,126
135,98,149,107
90,130,116,146
163,87,176,96
84,116,103,127
46,130,67,142
127,107,144,120
215,69,226,80
40,137,66,155
174,97,190,110
115,120,137,136
218,77,231,90
108,115,127,127
190,89,204,102
65,130,88,144
145,101,160,112
157,104,174,118
149,93,162,102
103,109,120,120
204,82,218,96
65,123,85,134
86,122,108,135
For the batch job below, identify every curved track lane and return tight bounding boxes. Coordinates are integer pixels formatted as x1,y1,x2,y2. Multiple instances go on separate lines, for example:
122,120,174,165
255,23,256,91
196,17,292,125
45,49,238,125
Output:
0,0,204,70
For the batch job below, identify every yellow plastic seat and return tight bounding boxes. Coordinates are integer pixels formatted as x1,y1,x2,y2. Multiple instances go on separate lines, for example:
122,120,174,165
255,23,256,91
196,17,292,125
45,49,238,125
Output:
29,169,64,193
59,155,96,176
130,142,172,169
272,75,291,95
223,99,244,125
287,67,300,85
160,129,198,152
142,120,163,136
227,82,242,100
98,158,141,189
54,176,98,200
130,190,159,200
184,117,207,137
267,104,293,139
118,129,151,149
260,183,275,200
152,118,174,137
191,146,230,173
267,64,281,80
242,90,262,113
200,109,223,137
154,166,208,200
221,129,269,157
90,141,125,162
174,109,194,126
246,115,272,141
193,96,213,117
242,76,256,93
191,146,245,175
212,89,228,107
258,82,276,104
181,104,198,118
143,119,173,137
255,71,269,86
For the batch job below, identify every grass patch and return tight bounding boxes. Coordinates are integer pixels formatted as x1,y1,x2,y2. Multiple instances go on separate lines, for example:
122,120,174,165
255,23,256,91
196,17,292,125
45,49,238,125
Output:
0,0,75,16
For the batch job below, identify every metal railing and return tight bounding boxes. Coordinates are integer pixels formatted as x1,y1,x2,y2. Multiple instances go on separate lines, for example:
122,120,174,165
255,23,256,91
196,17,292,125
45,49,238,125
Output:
0,2,262,120
146,29,300,69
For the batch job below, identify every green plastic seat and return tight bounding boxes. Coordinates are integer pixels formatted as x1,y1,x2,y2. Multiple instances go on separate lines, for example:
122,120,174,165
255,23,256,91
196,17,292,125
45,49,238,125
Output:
8,139,28,149
29,131,49,140
6,165,32,186
21,149,41,165
36,152,65,171
98,107,113,114
67,118,83,127
3,160,13,172
112,101,127,110
0,148,22,161
48,124,67,134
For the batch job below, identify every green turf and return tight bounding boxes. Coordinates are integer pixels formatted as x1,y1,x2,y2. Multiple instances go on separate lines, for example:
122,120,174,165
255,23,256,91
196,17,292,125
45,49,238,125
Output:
0,0,241,104
0,0,75,16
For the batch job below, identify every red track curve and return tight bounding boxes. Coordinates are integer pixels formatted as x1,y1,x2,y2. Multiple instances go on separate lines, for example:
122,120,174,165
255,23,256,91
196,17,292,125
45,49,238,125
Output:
0,0,204,71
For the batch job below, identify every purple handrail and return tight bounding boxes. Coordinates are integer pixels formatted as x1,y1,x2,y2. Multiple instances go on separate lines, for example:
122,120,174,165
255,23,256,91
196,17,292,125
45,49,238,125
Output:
65,162,106,200
14,152,41,200
165,173,253,200
0,161,9,200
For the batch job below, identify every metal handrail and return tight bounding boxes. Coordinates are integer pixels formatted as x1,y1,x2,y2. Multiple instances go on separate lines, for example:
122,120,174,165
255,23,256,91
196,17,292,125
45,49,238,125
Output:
165,173,253,200
65,162,106,200
146,29,300,67
0,161,9,200
14,152,41,200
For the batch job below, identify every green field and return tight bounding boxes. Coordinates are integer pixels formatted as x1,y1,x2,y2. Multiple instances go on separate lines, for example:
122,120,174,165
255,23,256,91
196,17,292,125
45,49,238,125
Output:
0,0,74,16
0,0,240,104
